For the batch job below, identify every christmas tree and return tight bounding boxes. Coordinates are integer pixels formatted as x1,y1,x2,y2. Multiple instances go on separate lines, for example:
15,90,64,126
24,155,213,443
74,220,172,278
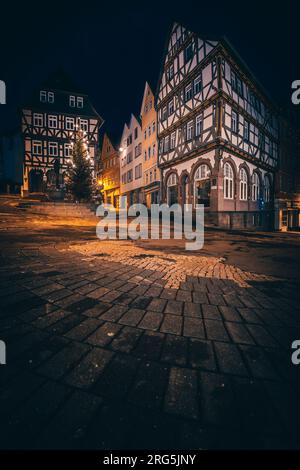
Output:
66,129,93,202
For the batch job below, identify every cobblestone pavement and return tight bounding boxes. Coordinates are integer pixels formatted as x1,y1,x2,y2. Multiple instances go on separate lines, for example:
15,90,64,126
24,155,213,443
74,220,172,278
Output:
1,211,300,449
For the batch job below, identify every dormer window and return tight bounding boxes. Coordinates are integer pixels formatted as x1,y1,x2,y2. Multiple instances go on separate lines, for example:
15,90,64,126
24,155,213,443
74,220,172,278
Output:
77,97,83,108
70,96,76,107
40,90,54,103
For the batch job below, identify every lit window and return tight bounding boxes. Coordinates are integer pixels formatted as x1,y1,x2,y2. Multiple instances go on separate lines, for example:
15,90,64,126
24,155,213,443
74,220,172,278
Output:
66,117,74,130
239,168,248,201
48,115,57,129
48,142,58,156
64,144,72,157
33,113,43,127
69,96,76,107
80,119,88,132
33,140,42,155
224,162,234,199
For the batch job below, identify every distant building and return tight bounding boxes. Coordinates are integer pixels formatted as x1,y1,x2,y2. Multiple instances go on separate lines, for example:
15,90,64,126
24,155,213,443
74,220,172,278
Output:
0,130,23,193
140,82,159,207
98,133,120,207
274,110,300,231
156,22,279,230
21,69,103,196
119,114,143,206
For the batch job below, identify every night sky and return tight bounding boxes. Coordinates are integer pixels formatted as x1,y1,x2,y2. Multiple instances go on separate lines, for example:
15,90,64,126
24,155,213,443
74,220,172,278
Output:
1,0,299,142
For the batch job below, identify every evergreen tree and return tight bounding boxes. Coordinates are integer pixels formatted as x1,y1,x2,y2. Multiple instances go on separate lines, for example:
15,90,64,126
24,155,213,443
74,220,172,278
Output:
66,129,93,202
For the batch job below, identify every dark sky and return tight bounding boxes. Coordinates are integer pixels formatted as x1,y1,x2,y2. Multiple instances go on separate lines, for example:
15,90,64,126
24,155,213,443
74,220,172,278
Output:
1,0,300,141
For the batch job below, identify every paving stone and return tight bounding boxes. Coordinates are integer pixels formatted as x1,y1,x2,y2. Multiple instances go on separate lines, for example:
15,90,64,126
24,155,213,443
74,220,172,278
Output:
188,338,217,371
237,307,264,324
76,283,101,295
246,324,279,348
204,319,230,342
37,342,90,380
47,313,86,336
86,287,109,299
192,291,208,304
219,306,243,322
214,341,248,376
202,304,222,320
35,390,102,448
138,311,163,331
54,293,85,308
164,300,183,315
86,322,122,347
160,289,177,300
93,354,139,398
83,302,112,318
110,326,142,353
99,305,128,322
133,331,164,360
177,290,192,302
200,371,239,429
223,293,244,308
240,345,280,380
130,296,152,309
43,289,73,303
207,293,226,306
64,347,114,389
183,317,205,339
147,298,167,313
183,302,201,317
145,286,163,297
114,292,136,306
129,361,169,409
119,308,145,327
100,290,123,303
65,318,102,341
225,321,255,345
160,314,182,335
164,367,198,419
161,334,188,366
31,309,71,329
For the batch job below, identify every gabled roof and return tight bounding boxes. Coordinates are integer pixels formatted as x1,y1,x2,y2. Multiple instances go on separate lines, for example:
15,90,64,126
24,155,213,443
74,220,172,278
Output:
140,81,155,117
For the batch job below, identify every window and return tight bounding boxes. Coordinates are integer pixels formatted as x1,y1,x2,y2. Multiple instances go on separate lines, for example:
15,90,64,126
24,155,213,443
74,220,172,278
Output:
187,120,193,140
239,168,248,201
135,143,141,158
80,119,88,132
164,135,170,152
195,115,203,136
152,121,156,133
127,134,132,146
144,150,147,161
48,142,58,156
134,127,138,139
224,162,234,199
33,113,43,127
250,91,261,113
152,143,156,156
127,169,133,182
64,143,72,157
66,117,74,130
48,92,54,103
148,146,151,159
149,100,152,110
150,171,153,183
166,63,174,81
185,83,192,102
231,111,238,134
40,91,47,102
244,120,249,141
33,140,42,155
69,96,76,107
127,151,132,163
162,106,167,120
48,115,57,129
168,99,174,115
135,164,142,179
252,172,260,201
184,42,194,62
264,175,271,202
194,75,202,94
170,132,176,149
144,130,147,140
148,126,151,137
231,71,243,97
259,131,265,151
77,97,83,108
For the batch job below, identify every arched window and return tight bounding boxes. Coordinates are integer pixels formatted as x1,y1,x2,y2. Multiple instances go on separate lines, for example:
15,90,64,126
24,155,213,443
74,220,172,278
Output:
166,173,178,205
194,164,211,207
224,162,234,199
252,172,260,201
239,168,248,201
264,175,271,202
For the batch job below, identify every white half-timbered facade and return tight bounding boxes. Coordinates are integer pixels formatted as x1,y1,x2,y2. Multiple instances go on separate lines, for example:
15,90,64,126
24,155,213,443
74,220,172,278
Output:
156,22,279,229
21,70,103,196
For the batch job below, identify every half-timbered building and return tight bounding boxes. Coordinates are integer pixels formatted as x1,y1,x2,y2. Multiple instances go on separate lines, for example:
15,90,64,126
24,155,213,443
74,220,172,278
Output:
140,82,160,207
98,133,120,207
21,70,103,197
119,114,144,206
156,22,279,229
